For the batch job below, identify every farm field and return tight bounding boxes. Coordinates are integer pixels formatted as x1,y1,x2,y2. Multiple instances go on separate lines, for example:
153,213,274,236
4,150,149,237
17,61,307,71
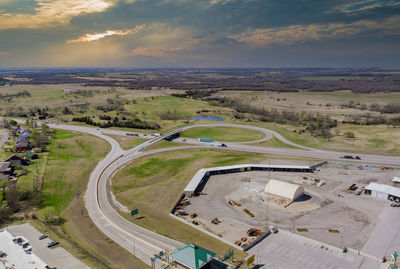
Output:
213,90,400,120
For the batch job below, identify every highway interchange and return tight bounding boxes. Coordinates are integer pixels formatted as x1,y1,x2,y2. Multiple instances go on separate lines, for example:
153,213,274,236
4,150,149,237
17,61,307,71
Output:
9,119,400,268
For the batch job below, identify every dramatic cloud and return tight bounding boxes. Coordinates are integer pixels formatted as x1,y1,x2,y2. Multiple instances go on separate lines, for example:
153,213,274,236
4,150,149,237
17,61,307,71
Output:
67,25,146,43
332,0,400,14
0,0,115,30
129,24,198,57
231,15,400,46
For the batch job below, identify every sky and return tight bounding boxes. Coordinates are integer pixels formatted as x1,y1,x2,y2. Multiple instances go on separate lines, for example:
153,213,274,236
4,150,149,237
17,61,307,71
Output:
0,0,399,68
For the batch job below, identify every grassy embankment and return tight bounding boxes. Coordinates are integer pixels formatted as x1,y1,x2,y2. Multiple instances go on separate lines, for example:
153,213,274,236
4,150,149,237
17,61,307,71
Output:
180,126,265,142
106,135,146,150
36,130,148,269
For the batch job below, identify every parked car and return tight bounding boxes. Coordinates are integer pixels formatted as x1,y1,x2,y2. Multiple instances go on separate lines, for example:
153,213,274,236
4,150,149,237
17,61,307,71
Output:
355,156,361,160
39,234,48,240
47,241,59,248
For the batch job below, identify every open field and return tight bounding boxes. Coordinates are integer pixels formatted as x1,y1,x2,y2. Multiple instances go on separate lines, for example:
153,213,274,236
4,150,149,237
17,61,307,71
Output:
112,149,275,258
250,122,400,155
106,135,146,150
180,126,265,142
214,90,400,120
1,84,399,156
16,152,48,192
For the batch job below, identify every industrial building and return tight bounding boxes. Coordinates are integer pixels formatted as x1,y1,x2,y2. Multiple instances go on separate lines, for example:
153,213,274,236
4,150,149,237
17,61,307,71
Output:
171,243,215,269
264,179,304,201
364,183,400,201
0,229,47,269
184,164,312,195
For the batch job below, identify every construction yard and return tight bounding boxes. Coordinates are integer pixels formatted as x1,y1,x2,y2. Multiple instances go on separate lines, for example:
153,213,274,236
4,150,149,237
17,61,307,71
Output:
174,161,400,252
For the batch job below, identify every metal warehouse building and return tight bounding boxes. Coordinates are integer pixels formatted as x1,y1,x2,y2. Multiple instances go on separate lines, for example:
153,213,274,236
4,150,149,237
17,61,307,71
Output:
184,164,312,195
364,183,400,201
264,179,304,201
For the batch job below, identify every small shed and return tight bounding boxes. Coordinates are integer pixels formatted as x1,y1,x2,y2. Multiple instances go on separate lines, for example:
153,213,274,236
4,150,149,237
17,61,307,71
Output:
171,244,216,269
264,179,304,201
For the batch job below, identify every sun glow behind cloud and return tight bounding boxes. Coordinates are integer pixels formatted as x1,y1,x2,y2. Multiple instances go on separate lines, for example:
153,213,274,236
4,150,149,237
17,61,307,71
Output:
67,26,146,43
0,0,115,30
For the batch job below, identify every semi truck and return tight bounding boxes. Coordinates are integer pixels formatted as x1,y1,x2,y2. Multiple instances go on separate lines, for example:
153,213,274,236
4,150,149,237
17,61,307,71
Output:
199,138,213,142
210,142,227,147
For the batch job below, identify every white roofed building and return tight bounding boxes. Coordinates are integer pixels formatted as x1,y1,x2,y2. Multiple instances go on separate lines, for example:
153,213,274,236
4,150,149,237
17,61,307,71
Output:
264,179,304,201
364,183,400,201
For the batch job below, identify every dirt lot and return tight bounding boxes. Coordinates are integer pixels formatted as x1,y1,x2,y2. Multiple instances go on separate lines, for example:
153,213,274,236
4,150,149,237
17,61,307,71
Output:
180,161,400,250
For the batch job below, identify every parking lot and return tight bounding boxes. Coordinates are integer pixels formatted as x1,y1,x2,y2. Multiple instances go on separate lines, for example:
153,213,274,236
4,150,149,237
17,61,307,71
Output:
7,223,90,269
248,231,370,269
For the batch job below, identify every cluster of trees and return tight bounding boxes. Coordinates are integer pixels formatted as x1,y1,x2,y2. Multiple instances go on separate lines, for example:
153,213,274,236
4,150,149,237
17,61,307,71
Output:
0,78,8,86
341,101,400,114
343,114,400,126
30,123,53,150
96,98,130,113
158,110,181,120
0,90,31,102
172,89,217,99
209,96,338,139
72,116,157,129
0,184,42,224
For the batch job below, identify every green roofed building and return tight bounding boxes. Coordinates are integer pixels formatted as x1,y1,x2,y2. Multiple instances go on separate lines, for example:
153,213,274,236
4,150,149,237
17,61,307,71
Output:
171,243,216,269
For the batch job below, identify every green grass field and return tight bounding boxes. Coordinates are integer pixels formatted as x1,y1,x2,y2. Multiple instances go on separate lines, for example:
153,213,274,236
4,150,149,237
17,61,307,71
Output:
254,135,299,149
36,129,147,268
112,149,271,259
181,126,265,142
106,135,146,150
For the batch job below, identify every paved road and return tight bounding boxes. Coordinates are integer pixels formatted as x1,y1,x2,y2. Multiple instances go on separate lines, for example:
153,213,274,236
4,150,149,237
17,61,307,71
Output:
4,118,399,267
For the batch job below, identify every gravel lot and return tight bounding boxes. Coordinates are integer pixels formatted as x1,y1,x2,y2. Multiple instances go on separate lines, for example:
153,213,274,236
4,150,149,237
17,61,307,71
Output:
180,161,400,250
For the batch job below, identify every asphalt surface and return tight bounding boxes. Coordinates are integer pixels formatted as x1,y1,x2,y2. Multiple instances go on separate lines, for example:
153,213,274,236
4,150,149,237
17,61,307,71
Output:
4,118,399,267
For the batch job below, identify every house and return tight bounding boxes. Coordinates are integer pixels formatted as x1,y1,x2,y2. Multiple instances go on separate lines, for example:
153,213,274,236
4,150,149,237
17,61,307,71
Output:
5,154,29,166
0,162,12,180
171,244,216,269
14,142,31,152
15,132,30,143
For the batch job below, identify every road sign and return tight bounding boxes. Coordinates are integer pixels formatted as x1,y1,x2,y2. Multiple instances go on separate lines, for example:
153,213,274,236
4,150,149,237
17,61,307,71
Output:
131,208,139,216
393,251,398,261
247,254,255,266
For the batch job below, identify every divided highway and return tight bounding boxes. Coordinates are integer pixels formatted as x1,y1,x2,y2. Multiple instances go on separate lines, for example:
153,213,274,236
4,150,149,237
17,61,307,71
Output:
8,119,400,267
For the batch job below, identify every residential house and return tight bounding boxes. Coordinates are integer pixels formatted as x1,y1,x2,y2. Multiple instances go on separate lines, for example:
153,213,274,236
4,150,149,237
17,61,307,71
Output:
5,154,29,166
14,142,31,152
0,162,12,180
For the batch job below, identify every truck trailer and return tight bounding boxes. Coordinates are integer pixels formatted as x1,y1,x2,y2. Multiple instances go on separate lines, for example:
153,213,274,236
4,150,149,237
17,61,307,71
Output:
199,138,213,142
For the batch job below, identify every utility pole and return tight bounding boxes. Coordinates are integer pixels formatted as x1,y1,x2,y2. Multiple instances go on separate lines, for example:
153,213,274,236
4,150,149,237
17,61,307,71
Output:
266,160,271,222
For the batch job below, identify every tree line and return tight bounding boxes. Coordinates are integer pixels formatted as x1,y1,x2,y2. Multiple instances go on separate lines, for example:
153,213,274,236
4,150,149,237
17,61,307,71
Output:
72,116,157,129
